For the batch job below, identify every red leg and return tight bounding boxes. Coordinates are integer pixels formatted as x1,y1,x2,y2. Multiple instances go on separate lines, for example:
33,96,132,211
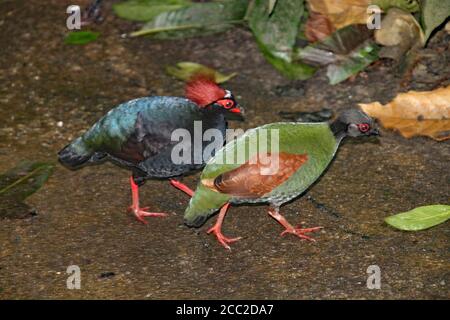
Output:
268,208,322,242
207,203,241,250
128,176,168,224
169,179,194,197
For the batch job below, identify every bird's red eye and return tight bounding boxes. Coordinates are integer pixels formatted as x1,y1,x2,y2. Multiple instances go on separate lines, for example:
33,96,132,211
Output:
358,123,370,132
217,99,234,109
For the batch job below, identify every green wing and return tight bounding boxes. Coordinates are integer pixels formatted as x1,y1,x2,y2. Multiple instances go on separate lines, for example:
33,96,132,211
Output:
184,122,338,227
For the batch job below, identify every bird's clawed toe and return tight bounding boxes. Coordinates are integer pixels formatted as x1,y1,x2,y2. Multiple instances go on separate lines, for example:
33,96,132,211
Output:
128,206,168,224
280,225,323,241
207,226,241,250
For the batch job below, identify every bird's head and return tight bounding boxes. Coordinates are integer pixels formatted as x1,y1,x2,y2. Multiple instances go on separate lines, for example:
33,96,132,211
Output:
333,109,379,138
185,76,243,117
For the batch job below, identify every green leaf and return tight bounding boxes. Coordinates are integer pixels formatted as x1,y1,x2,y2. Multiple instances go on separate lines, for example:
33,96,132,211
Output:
247,0,314,79
166,62,237,83
64,31,100,45
113,0,189,22
296,25,378,84
0,161,54,219
268,0,277,15
385,205,450,231
372,0,420,13
248,0,303,62
326,43,380,85
131,0,247,38
421,0,450,42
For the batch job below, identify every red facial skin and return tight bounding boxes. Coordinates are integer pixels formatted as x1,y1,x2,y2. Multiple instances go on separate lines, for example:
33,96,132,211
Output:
185,76,241,113
215,98,241,114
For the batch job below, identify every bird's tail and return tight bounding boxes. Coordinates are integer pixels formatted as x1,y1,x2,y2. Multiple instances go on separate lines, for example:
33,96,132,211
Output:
183,184,229,227
58,137,93,169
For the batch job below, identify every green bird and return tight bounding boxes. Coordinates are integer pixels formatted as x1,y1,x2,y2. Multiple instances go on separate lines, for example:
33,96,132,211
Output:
184,109,379,249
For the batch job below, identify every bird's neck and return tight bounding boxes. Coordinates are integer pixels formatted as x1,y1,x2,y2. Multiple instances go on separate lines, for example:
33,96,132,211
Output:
199,108,226,128
330,119,347,142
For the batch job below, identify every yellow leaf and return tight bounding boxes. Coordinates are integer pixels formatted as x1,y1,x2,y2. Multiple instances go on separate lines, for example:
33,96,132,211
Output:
375,8,424,46
359,85,450,141
374,8,424,60
165,62,237,83
307,0,370,29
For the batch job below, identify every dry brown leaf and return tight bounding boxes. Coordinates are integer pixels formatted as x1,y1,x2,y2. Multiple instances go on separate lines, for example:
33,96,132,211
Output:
445,21,450,35
375,8,424,46
307,0,370,29
374,8,424,60
359,85,450,141
305,11,336,42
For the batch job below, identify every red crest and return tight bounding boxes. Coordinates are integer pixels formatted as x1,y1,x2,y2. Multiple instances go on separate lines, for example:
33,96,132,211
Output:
185,75,226,107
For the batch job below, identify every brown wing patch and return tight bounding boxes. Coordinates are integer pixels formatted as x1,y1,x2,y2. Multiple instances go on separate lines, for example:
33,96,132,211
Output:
202,152,308,198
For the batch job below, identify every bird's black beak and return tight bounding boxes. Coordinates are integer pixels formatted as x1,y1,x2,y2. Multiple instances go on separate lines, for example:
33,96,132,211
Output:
227,105,245,121
370,128,380,136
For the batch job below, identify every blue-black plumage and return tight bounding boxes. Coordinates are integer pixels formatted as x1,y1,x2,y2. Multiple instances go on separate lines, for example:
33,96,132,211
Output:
58,77,243,223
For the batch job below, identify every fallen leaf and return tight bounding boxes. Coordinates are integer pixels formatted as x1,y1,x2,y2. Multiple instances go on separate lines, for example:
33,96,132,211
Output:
305,11,335,42
385,205,450,231
372,0,420,13
421,0,450,42
374,8,424,60
268,0,278,15
326,42,379,84
64,31,100,45
307,0,370,29
0,161,54,219
248,0,315,79
297,25,378,84
307,0,422,30
113,0,189,22
359,85,450,140
166,62,237,83
130,0,247,38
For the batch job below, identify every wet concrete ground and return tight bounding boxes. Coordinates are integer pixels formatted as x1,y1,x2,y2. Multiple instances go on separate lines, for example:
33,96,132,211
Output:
0,0,449,299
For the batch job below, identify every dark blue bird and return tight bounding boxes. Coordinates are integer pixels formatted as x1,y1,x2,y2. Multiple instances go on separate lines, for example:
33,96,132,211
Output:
58,77,243,223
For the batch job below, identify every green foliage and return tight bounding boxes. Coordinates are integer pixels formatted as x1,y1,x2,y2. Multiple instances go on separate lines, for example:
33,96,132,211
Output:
131,0,247,38
297,25,379,84
113,0,447,80
64,31,100,45
326,43,380,85
0,161,54,219
247,0,315,79
372,0,420,13
420,0,450,41
113,0,190,22
166,62,237,83
268,0,278,15
385,205,450,231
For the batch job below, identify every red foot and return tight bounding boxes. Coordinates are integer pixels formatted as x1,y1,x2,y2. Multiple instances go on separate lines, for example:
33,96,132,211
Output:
169,179,194,197
280,225,323,241
127,206,168,224
128,176,168,224
205,203,241,250
207,225,242,251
